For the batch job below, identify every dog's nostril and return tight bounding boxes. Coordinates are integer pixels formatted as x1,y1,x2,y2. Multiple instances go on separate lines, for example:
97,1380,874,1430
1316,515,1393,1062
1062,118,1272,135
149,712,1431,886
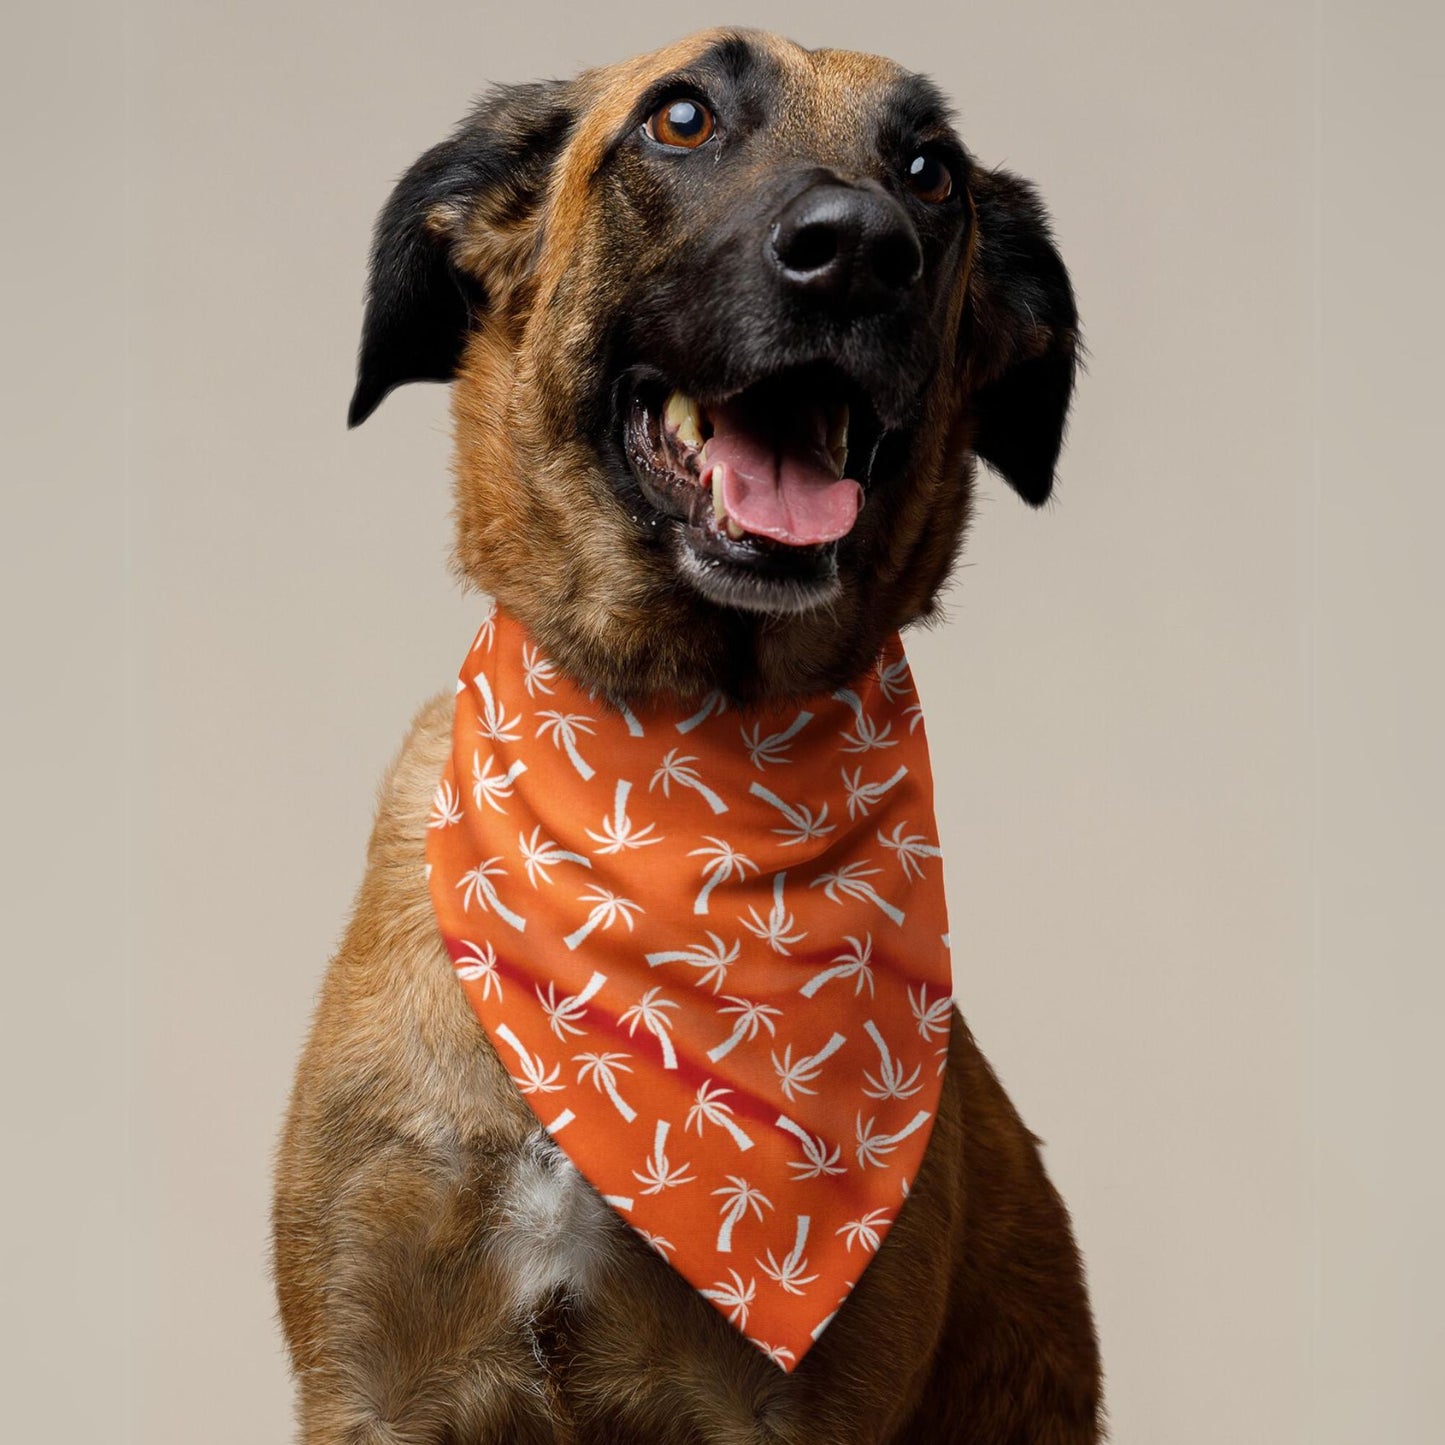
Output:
775,221,839,277
873,231,924,291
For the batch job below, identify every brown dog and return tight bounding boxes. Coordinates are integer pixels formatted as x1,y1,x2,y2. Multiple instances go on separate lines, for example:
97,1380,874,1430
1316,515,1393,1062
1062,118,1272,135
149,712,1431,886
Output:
274,28,1101,1444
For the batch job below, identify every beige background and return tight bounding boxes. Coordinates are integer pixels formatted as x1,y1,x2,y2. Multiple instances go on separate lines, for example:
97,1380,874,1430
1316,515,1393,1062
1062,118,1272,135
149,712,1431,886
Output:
4,1,1442,1440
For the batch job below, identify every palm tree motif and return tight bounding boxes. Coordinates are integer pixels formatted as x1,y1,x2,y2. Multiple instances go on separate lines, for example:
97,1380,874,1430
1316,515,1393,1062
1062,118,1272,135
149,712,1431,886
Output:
586,779,663,853
908,983,953,1041
811,860,905,927
747,782,836,847
840,763,908,820
517,826,591,888
545,1108,575,1135
602,1192,635,1211
799,933,876,999
752,1340,797,1369
536,970,607,1039
619,985,679,1068
675,691,727,733
874,654,912,702
585,684,645,738
650,749,729,815
573,1050,636,1122
854,1108,933,1169
836,1207,892,1253
740,710,813,769
861,1019,923,1101
535,710,597,780
832,686,866,722
452,939,502,1001
471,751,527,814
520,641,557,697
685,1079,755,1152
428,777,463,829
631,1119,695,1194
712,1175,772,1251
688,837,759,915
700,1269,755,1329
471,670,523,742
471,599,497,653
775,1114,846,1180
840,710,898,754
740,871,806,955
707,996,783,1063
877,822,943,882
757,1214,818,1295
645,932,739,994
494,1023,562,1095
771,1032,848,1102
455,856,527,933
563,886,642,951
637,1229,674,1257
905,701,925,734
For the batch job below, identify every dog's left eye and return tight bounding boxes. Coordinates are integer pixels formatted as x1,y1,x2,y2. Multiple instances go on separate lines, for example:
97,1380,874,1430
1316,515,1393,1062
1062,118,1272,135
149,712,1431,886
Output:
645,98,715,150
904,152,954,204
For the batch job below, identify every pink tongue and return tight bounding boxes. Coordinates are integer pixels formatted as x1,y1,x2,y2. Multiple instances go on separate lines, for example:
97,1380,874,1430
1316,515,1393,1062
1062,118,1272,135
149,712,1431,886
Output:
702,400,862,546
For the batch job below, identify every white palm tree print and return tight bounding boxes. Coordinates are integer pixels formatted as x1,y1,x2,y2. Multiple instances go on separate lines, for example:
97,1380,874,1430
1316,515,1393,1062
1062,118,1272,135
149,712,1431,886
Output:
471,751,527,814
428,777,463,828
799,933,876,999
573,1050,636,1122
649,749,729,814
520,641,557,696
836,1208,892,1253
832,686,866,721
700,1269,755,1329
688,837,759,915
712,1175,772,1251
740,871,806,954
739,710,813,768
757,1215,818,1295
563,886,642,950
685,1079,755,1152
854,1108,932,1169
840,763,908,820
455,856,527,933
861,1019,923,1101
874,654,912,702
586,779,662,853
517,826,591,887
747,782,836,846
535,710,597,780
619,985,679,1068
707,996,783,1063
452,939,502,1001
631,1119,694,1194
811,860,905,927
877,822,943,882
752,1340,797,1369
536,970,607,1039
471,598,497,652
471,670,523,742
905,701,925,733
771,1031,848,1102
908,983,953,1041
645,932,739,994
675,691,726,733
840,710,897,753
494,1023,561,1095
775,1114,846,1180
637,1229,674,1257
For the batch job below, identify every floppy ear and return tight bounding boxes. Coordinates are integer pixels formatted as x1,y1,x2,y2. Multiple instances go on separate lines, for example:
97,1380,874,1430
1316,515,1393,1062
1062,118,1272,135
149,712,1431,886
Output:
348,81,574,427
964,168,1080,505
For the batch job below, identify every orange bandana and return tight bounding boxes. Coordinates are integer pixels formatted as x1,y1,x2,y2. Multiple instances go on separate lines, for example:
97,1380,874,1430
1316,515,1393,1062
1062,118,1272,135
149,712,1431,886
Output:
426,604,954,1370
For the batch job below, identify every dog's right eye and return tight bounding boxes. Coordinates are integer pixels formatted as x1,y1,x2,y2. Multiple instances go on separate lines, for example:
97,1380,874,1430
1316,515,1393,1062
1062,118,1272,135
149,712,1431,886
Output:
645,98,715,150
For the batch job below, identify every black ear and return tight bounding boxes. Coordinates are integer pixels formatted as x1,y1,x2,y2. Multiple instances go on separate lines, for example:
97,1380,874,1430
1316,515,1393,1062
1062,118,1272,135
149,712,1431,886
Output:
965,168,1079,505
347,81,574,428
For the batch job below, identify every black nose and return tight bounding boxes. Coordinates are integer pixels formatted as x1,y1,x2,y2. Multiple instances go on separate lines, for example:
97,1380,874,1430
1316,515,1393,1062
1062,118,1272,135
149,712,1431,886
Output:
768,183,923,314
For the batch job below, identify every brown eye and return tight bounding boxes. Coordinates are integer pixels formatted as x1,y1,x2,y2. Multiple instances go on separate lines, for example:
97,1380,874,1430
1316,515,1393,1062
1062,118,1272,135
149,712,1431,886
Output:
905,152,953,204
646,97,715,149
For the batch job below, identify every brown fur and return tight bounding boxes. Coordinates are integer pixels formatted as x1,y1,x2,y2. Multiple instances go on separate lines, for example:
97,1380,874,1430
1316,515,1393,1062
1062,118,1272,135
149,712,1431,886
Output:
276,29,1100,1443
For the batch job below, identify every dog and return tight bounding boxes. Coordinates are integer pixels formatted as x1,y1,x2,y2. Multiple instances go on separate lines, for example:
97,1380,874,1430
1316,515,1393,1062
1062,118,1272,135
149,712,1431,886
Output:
274,28,1101,1444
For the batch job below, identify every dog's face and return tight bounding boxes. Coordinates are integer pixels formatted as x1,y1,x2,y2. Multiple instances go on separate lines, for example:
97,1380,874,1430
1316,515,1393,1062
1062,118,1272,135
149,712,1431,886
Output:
350,29,1077,702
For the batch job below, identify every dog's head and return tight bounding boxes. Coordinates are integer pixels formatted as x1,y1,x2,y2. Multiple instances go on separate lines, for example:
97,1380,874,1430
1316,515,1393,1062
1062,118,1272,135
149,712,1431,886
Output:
350,29,1077,701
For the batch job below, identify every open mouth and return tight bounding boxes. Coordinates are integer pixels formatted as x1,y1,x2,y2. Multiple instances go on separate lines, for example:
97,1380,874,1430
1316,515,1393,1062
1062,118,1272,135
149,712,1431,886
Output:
621,367,882,614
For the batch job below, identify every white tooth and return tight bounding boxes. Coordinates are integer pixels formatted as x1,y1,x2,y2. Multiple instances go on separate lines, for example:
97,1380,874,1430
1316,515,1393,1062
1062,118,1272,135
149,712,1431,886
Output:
828,403,850,457
725,517,746,541
665,390,703,448
711,466,726,523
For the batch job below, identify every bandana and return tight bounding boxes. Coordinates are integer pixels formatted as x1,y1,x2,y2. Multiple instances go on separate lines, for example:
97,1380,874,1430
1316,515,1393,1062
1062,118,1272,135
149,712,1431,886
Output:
425,603,954,1370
